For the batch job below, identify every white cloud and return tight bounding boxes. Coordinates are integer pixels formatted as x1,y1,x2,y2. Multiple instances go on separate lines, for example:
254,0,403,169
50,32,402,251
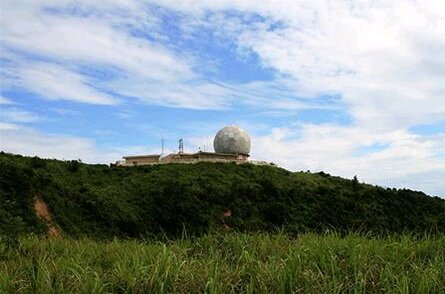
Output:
0,107,40,123
0,96,14,105
1,15,191,82
146,0,445,128
107,76,233,110
50,108,80,116
0,125,123,163
234,1,444,129
0,0,332,110
0,122,20,131
0,0,199,107
0,123,179,164
252,125,445,196
14,62,118,105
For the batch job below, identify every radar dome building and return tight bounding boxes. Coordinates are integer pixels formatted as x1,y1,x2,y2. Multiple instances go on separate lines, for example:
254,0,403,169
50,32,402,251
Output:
116,125,263,166
214,126,251,155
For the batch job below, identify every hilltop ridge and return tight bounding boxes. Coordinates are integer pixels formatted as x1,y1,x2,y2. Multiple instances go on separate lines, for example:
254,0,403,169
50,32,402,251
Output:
1,152,444,239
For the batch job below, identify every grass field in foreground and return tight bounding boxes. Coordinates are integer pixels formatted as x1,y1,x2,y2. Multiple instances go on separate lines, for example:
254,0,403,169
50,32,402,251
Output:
1,233,444,293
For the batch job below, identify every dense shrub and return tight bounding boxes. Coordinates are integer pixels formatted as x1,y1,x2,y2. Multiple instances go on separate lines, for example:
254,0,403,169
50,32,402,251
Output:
0,152,444,238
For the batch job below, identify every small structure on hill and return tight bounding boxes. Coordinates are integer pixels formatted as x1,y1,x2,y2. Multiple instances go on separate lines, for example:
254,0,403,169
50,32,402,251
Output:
116,125,252,166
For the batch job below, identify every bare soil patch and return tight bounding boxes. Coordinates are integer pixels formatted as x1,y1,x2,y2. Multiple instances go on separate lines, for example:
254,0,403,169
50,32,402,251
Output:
34,197,61,237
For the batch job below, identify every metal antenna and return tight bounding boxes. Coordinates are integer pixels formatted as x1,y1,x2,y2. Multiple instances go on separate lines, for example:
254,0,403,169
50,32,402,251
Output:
161,138,164,155
179,138,184,154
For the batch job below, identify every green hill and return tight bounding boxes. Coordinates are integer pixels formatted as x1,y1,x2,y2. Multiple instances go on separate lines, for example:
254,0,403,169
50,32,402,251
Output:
1,152,444,239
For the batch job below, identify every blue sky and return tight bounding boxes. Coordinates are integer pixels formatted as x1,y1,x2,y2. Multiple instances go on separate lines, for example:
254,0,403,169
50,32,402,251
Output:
1,0,444,197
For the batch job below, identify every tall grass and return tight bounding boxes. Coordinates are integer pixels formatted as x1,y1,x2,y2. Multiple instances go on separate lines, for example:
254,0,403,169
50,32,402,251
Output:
1,232,444,293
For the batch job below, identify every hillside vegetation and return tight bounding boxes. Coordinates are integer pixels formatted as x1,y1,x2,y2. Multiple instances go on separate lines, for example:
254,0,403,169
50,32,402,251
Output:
1,152,444,239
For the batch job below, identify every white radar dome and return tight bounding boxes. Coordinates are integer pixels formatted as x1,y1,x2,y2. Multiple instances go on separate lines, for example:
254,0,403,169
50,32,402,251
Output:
213,126,251,155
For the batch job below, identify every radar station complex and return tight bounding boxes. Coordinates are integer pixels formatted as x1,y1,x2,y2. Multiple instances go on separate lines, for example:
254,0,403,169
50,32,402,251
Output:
116,126,264,166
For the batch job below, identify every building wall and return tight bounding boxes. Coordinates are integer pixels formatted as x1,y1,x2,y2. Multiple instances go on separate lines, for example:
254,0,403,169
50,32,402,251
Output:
118,155,160,166
117,152,249,166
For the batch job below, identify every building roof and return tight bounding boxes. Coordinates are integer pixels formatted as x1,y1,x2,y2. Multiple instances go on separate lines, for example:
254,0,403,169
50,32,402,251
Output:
123,154,161,159
123,150,250,161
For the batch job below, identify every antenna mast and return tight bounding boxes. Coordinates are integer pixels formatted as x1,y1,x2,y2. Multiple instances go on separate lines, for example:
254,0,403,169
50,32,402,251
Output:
161,138,164,155
178,138,184,154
